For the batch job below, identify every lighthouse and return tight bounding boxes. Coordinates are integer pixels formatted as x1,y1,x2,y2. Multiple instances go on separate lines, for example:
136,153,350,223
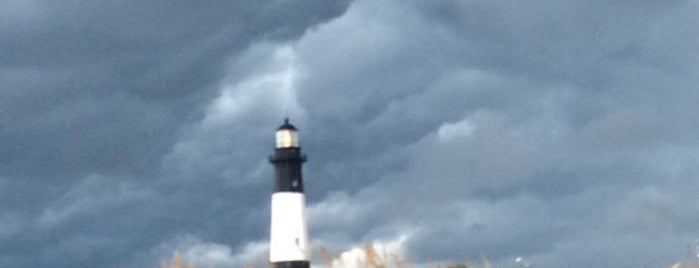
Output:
269,118,310,268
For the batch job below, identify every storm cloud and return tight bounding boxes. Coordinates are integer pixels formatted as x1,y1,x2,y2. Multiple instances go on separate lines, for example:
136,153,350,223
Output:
1,0,699,267
0,1,350,267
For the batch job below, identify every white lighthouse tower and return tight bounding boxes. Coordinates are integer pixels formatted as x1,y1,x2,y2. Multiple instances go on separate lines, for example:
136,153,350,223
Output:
269,119,310,268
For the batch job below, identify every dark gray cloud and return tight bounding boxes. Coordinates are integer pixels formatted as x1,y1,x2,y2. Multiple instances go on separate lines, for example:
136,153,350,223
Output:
0,0,349,180
291,0,699,267
2,0,699,267
0,1,350,267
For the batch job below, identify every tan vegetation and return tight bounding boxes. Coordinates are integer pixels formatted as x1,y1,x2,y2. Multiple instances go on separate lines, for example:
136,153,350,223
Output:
665,262,699,268
158,244,698,268
159,251,195,268
158,244,492,268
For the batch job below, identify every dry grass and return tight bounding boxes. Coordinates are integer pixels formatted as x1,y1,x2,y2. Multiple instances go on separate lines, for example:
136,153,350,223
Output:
157,244,489,268
665,263,699,268
158,244,699,268
331,243,410,268
159,251,195,268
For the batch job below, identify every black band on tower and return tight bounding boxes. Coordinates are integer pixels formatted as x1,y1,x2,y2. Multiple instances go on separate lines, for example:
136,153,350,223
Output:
269,147,307,193
272,261,310,268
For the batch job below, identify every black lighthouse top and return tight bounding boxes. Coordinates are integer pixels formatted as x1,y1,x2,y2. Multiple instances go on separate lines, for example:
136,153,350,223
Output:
270,118,306,192
277,118,297,131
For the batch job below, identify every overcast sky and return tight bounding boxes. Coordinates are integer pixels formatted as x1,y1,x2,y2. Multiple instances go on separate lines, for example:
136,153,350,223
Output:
2,0,699,267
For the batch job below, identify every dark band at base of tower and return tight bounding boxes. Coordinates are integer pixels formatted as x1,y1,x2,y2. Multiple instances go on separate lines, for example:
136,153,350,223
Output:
272,260,310,268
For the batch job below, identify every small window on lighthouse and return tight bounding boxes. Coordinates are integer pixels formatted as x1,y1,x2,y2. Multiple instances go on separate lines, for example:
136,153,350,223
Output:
295,238,300,245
